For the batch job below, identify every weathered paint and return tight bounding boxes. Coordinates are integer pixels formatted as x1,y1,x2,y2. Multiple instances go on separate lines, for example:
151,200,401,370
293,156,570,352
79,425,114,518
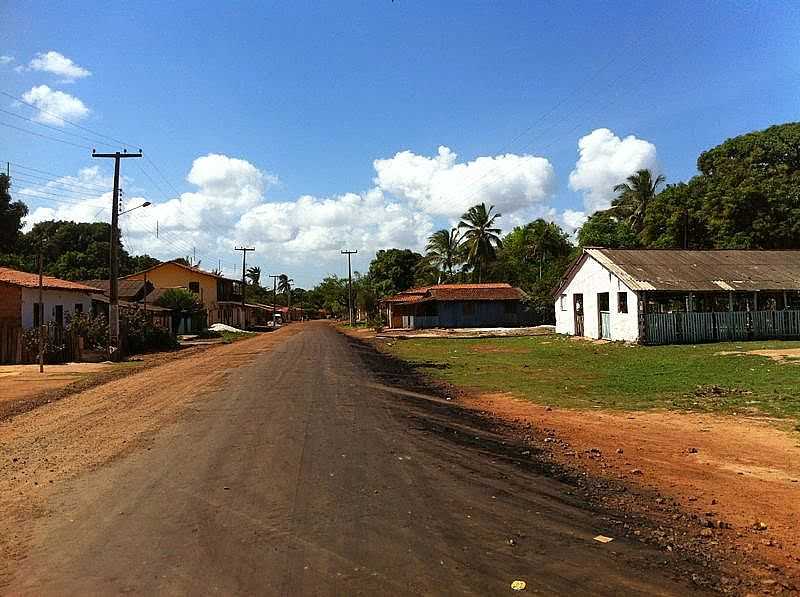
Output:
554,254,639,341
20,287,92,328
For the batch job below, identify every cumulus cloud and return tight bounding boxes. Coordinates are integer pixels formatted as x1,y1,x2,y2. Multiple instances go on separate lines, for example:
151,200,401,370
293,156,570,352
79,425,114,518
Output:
568,128,658,213
18,146,562,284
560,208,588,232
21,85,90,126
0,55,13,65
21,167,114,230
373,146,555,218
23,50,91,82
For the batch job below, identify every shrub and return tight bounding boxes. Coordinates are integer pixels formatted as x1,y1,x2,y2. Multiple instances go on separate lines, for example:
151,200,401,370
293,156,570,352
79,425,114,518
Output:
121,309,179,353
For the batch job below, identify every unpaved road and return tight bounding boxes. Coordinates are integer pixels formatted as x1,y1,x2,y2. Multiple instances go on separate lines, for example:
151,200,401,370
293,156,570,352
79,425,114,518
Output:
4,322,710,595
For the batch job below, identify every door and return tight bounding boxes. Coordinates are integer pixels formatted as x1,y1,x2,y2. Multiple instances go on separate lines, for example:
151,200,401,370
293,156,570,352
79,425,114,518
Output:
573,294,584,336
54,305,64,327
597,292,611,339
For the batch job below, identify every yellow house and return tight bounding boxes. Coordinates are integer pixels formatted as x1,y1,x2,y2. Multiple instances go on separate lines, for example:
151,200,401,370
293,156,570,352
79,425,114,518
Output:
123,260,245,328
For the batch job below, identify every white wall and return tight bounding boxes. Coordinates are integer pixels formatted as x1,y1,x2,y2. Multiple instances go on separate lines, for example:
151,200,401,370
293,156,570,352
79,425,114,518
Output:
554,256,640,341
20,288,93,328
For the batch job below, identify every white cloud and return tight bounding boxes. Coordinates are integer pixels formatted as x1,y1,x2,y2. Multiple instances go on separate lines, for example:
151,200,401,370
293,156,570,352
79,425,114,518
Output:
568,128,658,213
21,85,90,126
373,145,555,219
0,55,13,65
25,50,91,82
560,209,588,232
17,146,563,285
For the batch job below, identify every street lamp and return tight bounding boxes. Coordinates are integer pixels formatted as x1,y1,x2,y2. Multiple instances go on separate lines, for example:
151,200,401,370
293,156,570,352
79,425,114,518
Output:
120,201,151,215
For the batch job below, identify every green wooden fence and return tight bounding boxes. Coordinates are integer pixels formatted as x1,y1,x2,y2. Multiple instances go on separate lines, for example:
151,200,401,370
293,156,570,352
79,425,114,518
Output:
644,310,800,345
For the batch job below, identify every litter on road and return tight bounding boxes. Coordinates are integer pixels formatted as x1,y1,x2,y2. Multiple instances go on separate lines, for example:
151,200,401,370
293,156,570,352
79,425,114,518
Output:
593,535,614,544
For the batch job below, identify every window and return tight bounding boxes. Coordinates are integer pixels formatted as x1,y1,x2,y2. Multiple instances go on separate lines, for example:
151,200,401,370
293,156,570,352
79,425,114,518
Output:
33,303,41,327
74,303,84,313
560,294,567,311
188,281,200,294
463,302,475,316
55,305,64,327
617,292,628,313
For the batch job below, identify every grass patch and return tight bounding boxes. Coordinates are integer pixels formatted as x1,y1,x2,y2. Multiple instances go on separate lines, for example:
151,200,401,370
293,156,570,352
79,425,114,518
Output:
218,331,256,343
386,335,800,419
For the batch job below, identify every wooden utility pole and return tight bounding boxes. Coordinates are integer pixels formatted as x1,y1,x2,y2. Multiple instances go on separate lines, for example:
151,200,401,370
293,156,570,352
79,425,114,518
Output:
37,249,44,373
92,149,142,360
269,274,280,326
235,246,255,329
341,250,357,326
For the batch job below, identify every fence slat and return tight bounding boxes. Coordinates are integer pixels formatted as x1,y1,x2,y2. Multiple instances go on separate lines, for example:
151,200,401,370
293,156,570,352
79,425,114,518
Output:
645,310,800,345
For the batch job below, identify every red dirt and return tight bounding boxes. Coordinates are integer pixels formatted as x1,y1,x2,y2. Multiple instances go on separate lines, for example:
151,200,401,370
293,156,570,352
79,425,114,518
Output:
464,392,800,586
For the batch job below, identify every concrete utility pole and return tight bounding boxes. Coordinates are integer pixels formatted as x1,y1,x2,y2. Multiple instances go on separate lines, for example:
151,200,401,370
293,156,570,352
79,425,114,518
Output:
235,246,255,329
92,149,142,360
269,274,280,326
37,248,44,373
341,250,357,326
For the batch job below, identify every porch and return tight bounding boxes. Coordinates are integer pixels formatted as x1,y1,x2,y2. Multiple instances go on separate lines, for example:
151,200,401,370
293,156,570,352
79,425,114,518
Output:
642,290,800,345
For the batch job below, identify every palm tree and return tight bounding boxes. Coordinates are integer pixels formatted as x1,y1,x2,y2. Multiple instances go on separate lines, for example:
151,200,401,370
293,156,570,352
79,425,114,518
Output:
612,169,665,233
524,219,572,279
425,228,462,283
246,265,261,286
458,203,502,283
278,274,293,321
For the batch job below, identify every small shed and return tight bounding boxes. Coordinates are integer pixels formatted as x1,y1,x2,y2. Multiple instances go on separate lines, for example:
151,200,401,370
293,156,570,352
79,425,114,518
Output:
553,248,800,344
381,283,526,329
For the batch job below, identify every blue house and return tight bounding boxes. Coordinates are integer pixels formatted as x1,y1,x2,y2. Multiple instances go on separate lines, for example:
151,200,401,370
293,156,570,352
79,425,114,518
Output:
382,283,526,329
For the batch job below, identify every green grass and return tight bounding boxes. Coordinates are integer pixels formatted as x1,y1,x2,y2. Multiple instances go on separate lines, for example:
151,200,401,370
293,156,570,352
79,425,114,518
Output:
219,331,256,343
386,335,800,419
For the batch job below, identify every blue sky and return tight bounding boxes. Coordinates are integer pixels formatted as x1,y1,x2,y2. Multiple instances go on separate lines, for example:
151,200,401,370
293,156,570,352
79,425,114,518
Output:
1,1,798,286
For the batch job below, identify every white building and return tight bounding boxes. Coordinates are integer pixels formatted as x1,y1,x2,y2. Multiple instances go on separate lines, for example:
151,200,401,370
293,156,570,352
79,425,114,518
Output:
0,267,96,329
553,248,800,344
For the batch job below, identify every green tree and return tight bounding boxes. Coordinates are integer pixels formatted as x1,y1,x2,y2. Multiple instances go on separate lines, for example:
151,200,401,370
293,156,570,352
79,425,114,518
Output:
156,287,201,311
577,211,639,248
0,174,28,252
246,265,261,286
524,219,572,279
611,169,665,233
458,203,502,282
367,248,423,297
424,228,462,283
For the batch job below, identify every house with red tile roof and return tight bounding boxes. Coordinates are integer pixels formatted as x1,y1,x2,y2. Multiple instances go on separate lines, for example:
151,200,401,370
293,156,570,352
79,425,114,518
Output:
380,283,526,329
0,267,98,328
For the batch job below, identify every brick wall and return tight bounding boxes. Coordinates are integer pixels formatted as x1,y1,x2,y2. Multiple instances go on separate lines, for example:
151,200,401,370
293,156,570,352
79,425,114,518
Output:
0,282,22,326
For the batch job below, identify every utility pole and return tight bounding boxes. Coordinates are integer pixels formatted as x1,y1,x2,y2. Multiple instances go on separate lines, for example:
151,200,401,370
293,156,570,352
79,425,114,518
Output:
341,250,357,326
269,274,280,326
37,248,44,373
235,246,255,329
92,149,142,360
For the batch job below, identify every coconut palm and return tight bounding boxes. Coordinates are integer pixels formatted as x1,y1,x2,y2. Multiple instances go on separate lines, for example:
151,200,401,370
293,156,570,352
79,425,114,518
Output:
612,169,665,233
524,219,572,279
278,274,294,320
457,203,502,282
246,265,261,286
424,228,462,283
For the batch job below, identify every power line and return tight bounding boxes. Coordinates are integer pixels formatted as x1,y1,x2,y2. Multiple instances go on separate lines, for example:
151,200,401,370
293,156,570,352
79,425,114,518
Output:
0,120,93,150
0,89,140,149
10,173,113,197
0,107,119,148
7,168,111,192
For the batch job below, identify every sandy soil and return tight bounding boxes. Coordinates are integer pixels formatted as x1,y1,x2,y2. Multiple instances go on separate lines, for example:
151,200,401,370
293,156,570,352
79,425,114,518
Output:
0,325,300,586
464,392,800,586
718,348,800,361
0,362,117,403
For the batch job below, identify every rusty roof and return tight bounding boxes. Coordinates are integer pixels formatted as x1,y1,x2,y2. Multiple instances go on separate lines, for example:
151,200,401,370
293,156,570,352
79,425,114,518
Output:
383,283,525,304
82,279,149,299
559,249,800,294
0,267,99,292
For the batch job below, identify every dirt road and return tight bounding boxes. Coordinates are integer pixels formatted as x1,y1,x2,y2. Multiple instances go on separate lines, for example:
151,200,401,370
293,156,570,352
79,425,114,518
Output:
4,323,711,595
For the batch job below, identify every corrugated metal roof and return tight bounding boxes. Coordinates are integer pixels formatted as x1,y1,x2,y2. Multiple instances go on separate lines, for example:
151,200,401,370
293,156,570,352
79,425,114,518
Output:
0,267,99,292
587,248,800,292
82,279,148,299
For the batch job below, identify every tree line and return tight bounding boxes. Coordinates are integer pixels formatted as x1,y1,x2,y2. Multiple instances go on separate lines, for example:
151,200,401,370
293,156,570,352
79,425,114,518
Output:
2,122,799,323
308,122,800,323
